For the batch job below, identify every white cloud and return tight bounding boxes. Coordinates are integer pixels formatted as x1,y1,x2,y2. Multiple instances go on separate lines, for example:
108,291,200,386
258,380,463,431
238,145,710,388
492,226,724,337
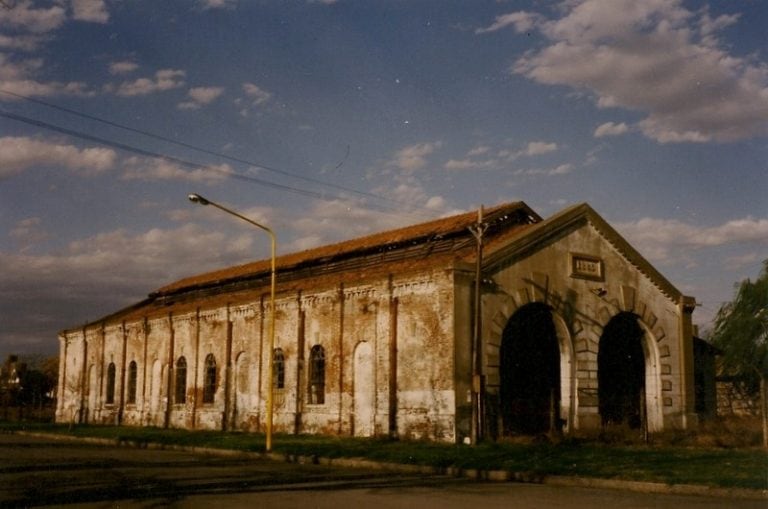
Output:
724,252,761,271
476,11,539,34
550,163,573,175
0,223,258,305
0,54,91,99
242,82,271,104
0,33,47,52
113,69,186,96
199,0,235,9
237,82,272,115
498,140,559,160
72,0,109,23
188,86,224,104
391,142,441,173
615,216,768,263
467,145,490,156
178,86,225,110
444,158,498,171
524,141,558,156
120,156,232,183
444,140,560,171
0,1,66,34
9,217,48,250
284,192,457,254
0,136,116,178
286,198,407,252
698,11,740,47
363,144,457,220
514,163,573,176
594,121,629,138
109,60,138,75
0,219,264,354
510,0,768,143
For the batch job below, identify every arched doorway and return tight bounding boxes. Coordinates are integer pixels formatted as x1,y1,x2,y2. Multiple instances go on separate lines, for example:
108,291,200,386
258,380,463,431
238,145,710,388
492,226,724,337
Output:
500,303,561,435
353,342,374,437
233,352,249,429
149,359,162,426
598,312,645,428
87,364,98,422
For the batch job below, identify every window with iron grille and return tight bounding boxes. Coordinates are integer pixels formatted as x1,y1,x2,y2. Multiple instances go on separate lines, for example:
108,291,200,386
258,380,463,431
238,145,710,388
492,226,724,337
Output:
106,362,116,404
309,345,325,405
273,348,285,389
127,361,137,404
175,356,187,404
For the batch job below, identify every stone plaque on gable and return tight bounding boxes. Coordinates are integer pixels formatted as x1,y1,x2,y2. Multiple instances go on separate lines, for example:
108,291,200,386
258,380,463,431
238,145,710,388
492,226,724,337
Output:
570,253,604,281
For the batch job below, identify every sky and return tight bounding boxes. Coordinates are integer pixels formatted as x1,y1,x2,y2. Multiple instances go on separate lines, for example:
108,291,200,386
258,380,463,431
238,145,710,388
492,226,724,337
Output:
0,0,766,358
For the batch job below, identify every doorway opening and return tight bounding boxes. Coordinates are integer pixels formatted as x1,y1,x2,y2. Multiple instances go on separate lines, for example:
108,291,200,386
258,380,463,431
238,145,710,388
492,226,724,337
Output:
499,303,561,435
598,312,645,428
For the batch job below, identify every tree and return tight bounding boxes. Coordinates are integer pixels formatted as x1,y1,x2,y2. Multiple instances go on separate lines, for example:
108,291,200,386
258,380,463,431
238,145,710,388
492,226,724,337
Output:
0,354,58,421
710,260,768,447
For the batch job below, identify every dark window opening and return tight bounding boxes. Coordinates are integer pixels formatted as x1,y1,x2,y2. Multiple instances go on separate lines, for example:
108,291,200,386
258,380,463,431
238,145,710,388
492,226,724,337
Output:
175,356,187,404
127,361,137,404
203,354,216,404
309,345,325,405
106,362,116,405
273,348,285,389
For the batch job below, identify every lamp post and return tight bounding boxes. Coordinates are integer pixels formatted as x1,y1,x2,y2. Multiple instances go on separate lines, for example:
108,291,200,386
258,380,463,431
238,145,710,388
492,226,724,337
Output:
188,193,277,452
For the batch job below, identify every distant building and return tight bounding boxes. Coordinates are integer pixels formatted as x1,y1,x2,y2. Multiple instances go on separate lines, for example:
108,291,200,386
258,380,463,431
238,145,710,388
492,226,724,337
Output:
57,202,699,441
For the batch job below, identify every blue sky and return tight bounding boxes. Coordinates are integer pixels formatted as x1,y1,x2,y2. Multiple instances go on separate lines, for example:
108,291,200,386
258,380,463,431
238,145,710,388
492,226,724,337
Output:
1,0,766,357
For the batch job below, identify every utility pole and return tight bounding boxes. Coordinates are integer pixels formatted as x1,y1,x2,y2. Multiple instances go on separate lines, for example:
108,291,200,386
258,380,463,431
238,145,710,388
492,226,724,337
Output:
469,206,488,445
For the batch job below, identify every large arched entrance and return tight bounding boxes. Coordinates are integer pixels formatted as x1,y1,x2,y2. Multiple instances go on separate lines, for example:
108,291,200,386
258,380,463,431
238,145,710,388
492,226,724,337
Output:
499,303,561,435
598,312,645,428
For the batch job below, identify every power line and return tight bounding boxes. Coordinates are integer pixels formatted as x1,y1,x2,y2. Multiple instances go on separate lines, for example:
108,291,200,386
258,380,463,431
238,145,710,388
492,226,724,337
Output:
1,109,335,199
0,109,435,220
0,88,432,214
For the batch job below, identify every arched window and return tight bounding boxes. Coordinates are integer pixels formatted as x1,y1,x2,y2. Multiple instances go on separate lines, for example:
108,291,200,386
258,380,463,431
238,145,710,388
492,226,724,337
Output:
105,362,116,404
203,354,216,404
175,357,187,404
273,348,285,389
309,345,325,405
127,361,137,404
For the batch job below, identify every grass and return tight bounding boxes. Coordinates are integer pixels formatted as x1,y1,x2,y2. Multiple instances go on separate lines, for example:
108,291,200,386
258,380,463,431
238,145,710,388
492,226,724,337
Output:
2,421,766,490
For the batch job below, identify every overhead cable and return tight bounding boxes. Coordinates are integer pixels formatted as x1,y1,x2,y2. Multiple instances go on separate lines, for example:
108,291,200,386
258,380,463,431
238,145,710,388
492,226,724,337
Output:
0,89,432,213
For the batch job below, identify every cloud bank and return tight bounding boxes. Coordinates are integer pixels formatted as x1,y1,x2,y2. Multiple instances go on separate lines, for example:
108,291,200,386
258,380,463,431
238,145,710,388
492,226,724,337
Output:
481,0,768,143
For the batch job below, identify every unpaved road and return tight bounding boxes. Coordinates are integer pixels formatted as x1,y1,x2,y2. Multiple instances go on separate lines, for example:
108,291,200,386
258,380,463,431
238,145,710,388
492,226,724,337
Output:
0,433,762,508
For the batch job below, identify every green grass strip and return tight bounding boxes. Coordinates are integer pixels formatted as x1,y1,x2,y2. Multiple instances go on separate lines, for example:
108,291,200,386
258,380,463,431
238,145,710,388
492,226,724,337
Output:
2,422,765,490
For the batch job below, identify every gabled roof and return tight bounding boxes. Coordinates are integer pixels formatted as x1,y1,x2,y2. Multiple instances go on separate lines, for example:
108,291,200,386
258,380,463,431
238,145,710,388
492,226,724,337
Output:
154,201,541,297
482,203,684,301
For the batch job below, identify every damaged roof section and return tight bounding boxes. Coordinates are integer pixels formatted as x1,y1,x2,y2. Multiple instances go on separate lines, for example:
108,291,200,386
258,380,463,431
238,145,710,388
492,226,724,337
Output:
154,201,540,298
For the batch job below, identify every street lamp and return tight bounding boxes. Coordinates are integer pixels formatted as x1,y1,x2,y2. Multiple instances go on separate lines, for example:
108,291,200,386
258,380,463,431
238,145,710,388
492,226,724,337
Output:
188,193,277,452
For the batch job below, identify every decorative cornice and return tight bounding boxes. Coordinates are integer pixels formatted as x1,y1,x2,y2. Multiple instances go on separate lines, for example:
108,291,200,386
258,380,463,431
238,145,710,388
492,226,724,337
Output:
392,279,434,297
344,286,377,300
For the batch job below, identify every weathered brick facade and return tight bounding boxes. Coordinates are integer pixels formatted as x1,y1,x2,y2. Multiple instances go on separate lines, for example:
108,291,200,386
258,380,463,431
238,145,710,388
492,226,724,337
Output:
57,202,699,441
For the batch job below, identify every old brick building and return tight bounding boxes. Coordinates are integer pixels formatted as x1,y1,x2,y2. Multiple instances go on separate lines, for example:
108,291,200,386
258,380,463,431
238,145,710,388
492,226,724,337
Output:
57,202,699,441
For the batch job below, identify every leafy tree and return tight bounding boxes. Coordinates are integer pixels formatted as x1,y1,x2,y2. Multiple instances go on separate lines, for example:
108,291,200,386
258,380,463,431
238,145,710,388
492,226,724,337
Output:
710,260,768,447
